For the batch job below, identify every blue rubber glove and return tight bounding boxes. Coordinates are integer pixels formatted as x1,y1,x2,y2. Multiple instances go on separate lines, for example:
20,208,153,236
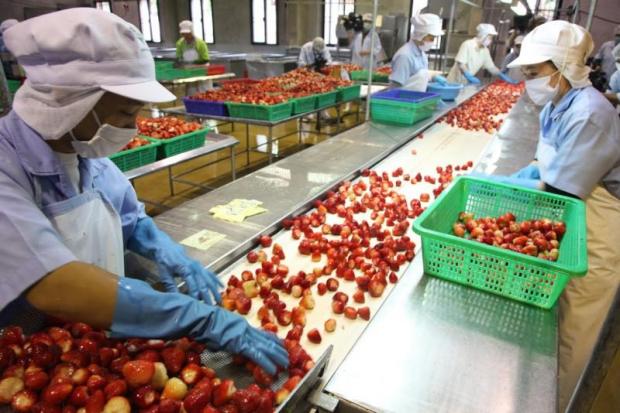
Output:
511,164,540,180
127,217,223,305
112,277,289,375
470,172,540,189
463,71,481,85
498,72,519,85
433,74,448,85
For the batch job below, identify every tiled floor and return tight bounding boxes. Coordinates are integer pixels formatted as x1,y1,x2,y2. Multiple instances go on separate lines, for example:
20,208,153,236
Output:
135,103,364,216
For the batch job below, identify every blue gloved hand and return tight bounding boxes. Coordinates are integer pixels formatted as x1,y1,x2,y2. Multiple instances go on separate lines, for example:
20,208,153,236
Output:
511,164,540,180
498,72,519,85
469,172,540,189
127,217,223,305
112,277,289,375
433,74,448,85
463,71,481,85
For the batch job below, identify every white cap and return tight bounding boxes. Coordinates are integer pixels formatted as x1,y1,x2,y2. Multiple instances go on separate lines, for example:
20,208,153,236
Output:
514,35,524,46
0,19,18,34
312,37,325,52
411,14,444,40
4,8,175,140
179,20,193,34
476,23,498,39
362,13,373,22
507,20,593,88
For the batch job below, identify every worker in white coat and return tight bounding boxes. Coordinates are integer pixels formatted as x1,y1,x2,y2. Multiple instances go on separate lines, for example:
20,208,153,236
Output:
298,37,332,71
476,21,620,412
448,23,518,85
350,13,385,70
0,8,288,376
389,14,448,91
604,43,620,107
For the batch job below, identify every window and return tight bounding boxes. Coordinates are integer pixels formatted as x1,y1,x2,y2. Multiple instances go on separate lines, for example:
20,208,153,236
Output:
95,1,111,13
139,0,161,43
252,0,278,45
324,0,354,46
190,0,215,43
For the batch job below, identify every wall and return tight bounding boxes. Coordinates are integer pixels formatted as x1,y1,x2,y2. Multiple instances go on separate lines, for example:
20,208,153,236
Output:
573,0,620,50
0,0,91,21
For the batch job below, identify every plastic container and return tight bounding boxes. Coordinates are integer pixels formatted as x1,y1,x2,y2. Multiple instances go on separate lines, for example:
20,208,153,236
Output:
350,70,390,83
109,140,160,172
291,95,317,114
7,79,20,95
336,84,361,102
207,64,226,75
226,101,292,122
220,78,260,90
412,176,588,309
183,97,229,117
315,90,338,108
156,67,205,81
370,89,440,125
144,127,209,159
426,82,464,101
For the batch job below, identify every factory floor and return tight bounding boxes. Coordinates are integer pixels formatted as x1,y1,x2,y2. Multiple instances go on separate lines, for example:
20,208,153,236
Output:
135,103,364,216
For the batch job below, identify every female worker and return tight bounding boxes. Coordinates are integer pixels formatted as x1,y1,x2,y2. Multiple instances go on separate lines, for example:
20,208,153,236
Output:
0,9,288,376
176,20,210,65
477,21,620,411
389,13,448,91
351,13,385,70
447,23,518,85
603,43,620,107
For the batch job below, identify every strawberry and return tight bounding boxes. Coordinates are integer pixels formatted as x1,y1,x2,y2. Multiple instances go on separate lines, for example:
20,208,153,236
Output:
122,360,155,388
160,347,185,375
182,386,211,413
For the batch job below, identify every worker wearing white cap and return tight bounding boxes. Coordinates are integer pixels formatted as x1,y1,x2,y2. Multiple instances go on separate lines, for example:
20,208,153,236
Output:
501,35,523,75
604,43,620,106
389,14,447,91
176,20,210,65
350,13,385,70
448,23,518,85
298,37,333,70
0,8,289,376
593,25,620,88
476,20,620,411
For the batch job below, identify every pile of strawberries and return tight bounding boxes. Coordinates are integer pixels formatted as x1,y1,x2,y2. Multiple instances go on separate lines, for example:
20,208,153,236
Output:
189,68,353,105
453,212,566,261
0,323,310,413
136,117,202,140
440,80,524,132
119,137,151,152
375,66,392,75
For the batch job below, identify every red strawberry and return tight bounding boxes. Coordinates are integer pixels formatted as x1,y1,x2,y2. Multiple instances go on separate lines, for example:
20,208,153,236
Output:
122,360,155,388
160,347,185,375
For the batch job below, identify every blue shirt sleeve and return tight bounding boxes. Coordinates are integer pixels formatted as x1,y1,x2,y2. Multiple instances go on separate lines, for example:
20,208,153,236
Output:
542,96,620,199
389,53,410,86
0,145,76,310
609,71,620,93
91,159,147,247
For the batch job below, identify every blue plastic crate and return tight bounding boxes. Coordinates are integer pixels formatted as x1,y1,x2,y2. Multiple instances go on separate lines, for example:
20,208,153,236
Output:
371,88,440,103
426,82,464,101
183,97,229,117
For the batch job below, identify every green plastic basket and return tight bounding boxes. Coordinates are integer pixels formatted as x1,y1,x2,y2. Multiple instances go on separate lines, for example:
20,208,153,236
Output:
156,67,205,81
316,90,338,108
144,127,209,159
370,94,439,126
350,70,390,83
336,84,361,102
226,101,292,122
412,176,588,309
291,95,317,114
109,140,160,172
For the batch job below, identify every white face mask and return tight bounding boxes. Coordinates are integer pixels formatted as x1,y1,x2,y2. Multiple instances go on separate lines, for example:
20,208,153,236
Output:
71,110,137,158
525,71,560,106
482,36,492,47
419,41,434,52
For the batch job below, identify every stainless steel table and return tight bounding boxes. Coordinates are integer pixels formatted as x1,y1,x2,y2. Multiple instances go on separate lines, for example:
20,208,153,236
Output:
124,132,238,207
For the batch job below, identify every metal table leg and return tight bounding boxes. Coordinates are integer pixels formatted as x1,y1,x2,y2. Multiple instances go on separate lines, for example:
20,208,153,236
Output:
267,125,273,164
168,166,175,196
298,118,302,147
245,122,250,167
336,104,341,134
230,146,236,181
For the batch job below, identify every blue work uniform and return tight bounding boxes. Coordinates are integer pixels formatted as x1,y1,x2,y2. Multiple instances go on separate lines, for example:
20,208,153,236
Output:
538,86,620,199
389,41,428,86
0,111,145,313
608,70,620,94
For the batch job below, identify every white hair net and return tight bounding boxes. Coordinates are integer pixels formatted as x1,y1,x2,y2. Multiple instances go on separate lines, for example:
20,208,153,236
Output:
411,14,444,41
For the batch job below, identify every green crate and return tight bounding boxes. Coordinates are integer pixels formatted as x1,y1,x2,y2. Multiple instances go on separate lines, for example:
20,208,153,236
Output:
336,84,361,102
412,176,588,309
370,95,439,125
109,140,160,172
350,70,390,83
156,67,205,81
226,101,292,122
144,127,209,159
315,90,338,108
291,95,317,114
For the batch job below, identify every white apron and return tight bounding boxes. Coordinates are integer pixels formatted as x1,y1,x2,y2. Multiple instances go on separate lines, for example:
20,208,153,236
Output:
401,69,429,92
537,142,620,411
182,48,199,64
